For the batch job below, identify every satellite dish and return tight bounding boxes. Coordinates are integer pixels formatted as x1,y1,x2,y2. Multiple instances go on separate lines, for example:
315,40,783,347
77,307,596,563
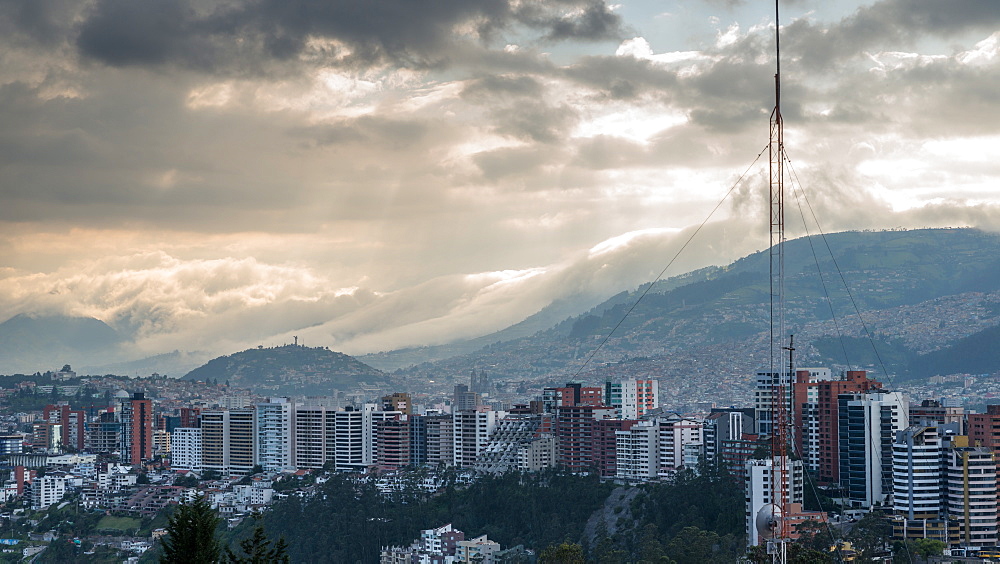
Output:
756,503,782,540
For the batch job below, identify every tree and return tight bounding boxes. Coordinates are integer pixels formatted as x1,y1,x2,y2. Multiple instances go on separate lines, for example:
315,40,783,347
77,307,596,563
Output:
160,496,222,564
225,515,289,564
664,526,719,564
539,541,586,564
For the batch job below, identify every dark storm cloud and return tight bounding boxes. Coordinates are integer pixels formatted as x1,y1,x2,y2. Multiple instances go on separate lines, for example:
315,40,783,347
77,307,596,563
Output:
75,0,625,73
785,0,1000,70
0,0,81,46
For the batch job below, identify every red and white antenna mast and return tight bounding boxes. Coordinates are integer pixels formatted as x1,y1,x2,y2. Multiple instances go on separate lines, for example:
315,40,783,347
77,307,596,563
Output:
768,0,790,560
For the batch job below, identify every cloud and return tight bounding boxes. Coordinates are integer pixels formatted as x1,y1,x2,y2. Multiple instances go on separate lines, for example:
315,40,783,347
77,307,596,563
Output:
74,0,626,74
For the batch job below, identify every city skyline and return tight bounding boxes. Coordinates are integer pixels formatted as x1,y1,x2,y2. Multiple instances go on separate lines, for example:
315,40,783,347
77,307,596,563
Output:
1,0,999,361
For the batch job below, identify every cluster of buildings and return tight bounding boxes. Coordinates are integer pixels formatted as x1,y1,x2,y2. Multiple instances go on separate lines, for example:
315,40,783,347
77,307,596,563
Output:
745,367,1000,550
8,363,1000,556
380,523,533,564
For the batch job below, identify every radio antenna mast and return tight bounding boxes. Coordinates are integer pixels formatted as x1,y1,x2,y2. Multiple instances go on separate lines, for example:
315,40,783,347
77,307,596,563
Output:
768,0,790,561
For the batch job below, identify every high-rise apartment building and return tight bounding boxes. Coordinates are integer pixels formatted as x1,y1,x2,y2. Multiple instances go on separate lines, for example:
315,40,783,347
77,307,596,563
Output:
171,428,202,472
256,398,294,473
453,407,505,468
376,416,410,471
616,419,659,483
292,403,336,469
553,404,616,472
658,414,702,476
42,404,86,451
605,379,659,419
838,391,908,507
120,392,153,465
200,408,257,477
815,371,882,485
744,457,805,547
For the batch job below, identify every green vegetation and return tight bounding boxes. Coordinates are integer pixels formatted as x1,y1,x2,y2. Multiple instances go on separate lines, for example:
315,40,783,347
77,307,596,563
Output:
182,344,388,395
233,467,754,563
95,515,141,533
224,515,289,564
160,496,223,564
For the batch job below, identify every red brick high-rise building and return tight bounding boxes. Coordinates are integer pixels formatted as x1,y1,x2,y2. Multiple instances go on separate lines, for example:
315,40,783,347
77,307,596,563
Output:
969,404,1000,457
120,392,154,465
554,404,617,472
814,371,881,485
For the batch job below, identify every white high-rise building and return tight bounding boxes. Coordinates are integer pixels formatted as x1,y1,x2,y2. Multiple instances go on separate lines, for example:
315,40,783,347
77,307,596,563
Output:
892,423,953,520
334,407,366,472
745,457,804,547
606,379,659,419
170,428,203,472
616,420,659,483
658,414,702,476
256,398,295,473
946,440,998,546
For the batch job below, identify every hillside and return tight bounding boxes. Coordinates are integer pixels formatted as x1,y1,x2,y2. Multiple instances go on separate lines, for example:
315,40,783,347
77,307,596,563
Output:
182,344,388,395
391,228,1000,407
0,314,123,374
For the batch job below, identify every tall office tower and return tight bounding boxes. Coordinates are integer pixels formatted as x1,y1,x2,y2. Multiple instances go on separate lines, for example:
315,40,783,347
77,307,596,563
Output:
376,416,410,471
616,419,660,483
228,408,257,476
744,457,805,547
424,414,454,467
200,410,230,475
839,391,908,507
452,407,506,468
946,436,998,547
256,398,294,473
541,383,604,413
170,428,203,472
119,392,153,465
815,370,882,485
86,411,121,454
553,404,617,472
453,385,479,412
409,414,428,466
382,392,412,415
293,403,335,469
703,408,755,464
604,378,659,419
42,403,87,451
790,367,834,471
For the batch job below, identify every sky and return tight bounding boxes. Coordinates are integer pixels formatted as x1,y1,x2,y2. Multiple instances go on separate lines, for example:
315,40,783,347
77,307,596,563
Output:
1,0,999,362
